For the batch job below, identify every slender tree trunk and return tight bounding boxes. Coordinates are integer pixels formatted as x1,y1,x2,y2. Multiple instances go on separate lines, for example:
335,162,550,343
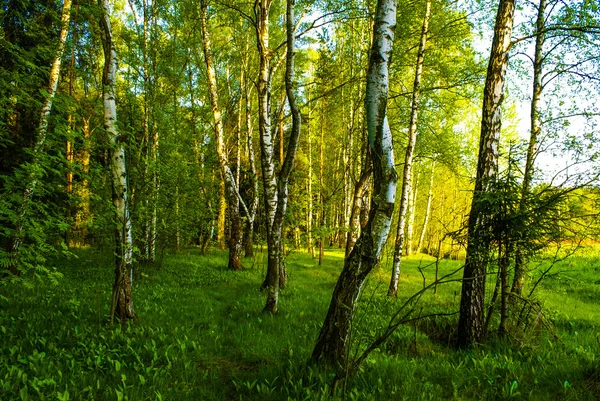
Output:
406,169,418,256
260,0,302,313
388,0,430,296
417,161,435,253
200,0,247,270
311,0,398,372
100,0,135,323
255,0,279,306
8,0,72,273
318,98,325,266
457,0,515,348
65,5,78,246
498,236,511,337
217,179,227,250
512,0,546,295
76,117,92,245
244,74,259,258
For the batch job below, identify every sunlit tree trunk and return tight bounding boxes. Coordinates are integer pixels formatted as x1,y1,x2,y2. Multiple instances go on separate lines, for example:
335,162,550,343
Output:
457,0,515,347
388,0,431,296
8,0,72,273
217,175,227,250
512,0,546,295
312,0,398,371
100,0,135,323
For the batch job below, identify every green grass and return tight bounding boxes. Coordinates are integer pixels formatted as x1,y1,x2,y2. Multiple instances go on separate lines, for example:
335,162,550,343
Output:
1,245,599,400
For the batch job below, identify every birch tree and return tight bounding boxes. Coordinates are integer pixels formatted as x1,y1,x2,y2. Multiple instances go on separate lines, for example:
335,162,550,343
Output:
199,0,249,270
311,0,398,371
259,0,303,313
388,0,431,297
99,0,135,323
457,0,515,347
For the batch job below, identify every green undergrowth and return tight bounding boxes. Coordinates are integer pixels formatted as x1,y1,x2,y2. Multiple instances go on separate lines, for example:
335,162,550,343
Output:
1,246,599,400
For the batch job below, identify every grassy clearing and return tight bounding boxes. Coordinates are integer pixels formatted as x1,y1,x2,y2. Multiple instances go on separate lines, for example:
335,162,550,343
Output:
1,246,599,400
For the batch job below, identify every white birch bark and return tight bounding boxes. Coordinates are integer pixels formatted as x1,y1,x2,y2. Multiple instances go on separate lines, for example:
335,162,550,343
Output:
262,0,303,313
99,0,135,323
312,0,398,371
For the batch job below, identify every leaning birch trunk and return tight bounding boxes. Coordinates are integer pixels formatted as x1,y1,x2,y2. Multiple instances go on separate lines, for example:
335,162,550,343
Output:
388,0,431,296
8,0,72,273
457,0,515,348
243,76,259,258
99,0,135,323
417,161,435,253
311,0,398,372
200,1,249,270
512,0,546,295
262,0,302,313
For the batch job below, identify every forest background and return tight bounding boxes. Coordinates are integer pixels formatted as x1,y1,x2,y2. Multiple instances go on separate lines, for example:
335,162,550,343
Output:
1,0,600,399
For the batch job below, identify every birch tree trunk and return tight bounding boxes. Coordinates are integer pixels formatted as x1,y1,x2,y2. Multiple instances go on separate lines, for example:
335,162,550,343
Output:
406,170,418,256
388,0,430,296
200,0,247,270
307,101,314,257
8,0,72,273
512,0,546,295
99,0,135,323
457,0,515,348
311,0,398,372
261,0,302,313
255,0,279,304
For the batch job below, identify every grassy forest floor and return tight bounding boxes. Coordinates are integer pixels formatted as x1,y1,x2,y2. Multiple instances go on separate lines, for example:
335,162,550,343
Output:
1,246,599,400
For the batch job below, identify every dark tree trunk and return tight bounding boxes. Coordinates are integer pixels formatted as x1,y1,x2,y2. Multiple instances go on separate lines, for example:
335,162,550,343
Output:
457,0,515,348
